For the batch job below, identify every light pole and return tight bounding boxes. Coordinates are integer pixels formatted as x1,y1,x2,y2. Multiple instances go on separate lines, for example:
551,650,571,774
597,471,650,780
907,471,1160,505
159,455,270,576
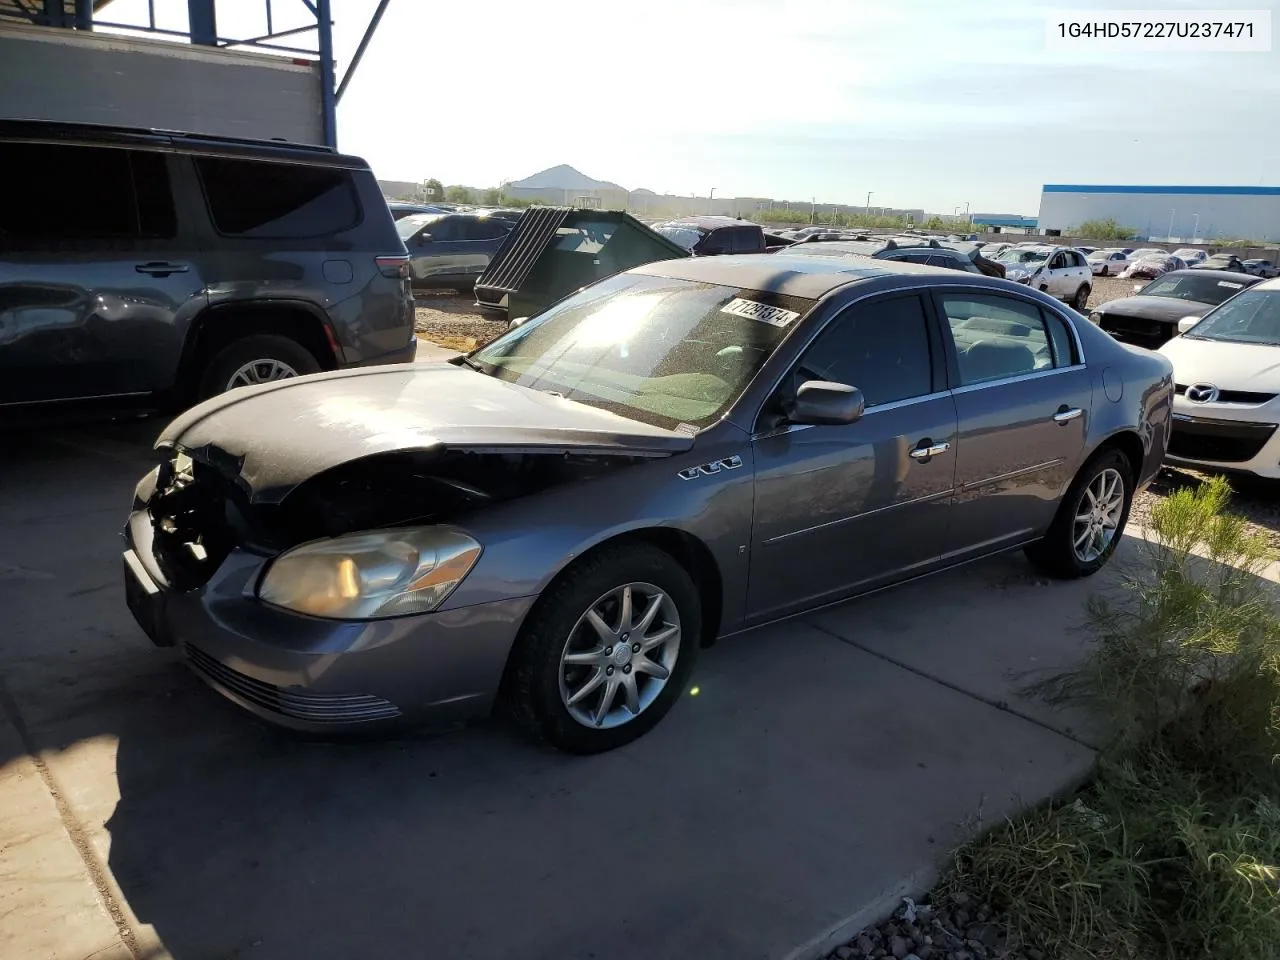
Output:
1192,213,1200,241
708,187,716,214
866,191,873,214
1168,208,1176,240
811,196,816,225
964,201,971,225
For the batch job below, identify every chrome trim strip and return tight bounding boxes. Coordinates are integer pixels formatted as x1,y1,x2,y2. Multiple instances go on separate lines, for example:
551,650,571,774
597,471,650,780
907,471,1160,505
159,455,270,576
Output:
763,487,954,544
0,390,151,407
951,364,1086,395
959,458,1064,492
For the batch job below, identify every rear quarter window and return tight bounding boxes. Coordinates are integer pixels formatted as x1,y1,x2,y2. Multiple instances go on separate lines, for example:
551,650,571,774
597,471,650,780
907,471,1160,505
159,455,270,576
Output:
195,157,361,238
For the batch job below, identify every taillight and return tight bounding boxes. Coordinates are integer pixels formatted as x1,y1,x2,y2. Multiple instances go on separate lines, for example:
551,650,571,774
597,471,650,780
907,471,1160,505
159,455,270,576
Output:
376,255,411,279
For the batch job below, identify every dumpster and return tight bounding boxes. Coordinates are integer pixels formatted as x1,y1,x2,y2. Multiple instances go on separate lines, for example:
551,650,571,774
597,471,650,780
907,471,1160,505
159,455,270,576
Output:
474,207,689,321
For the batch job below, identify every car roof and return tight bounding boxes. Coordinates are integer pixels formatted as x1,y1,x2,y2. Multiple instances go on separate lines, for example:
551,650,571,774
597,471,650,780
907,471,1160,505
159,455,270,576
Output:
632,252,967,299
1164,268,1258,282
660,216,761,229
0,117,371,169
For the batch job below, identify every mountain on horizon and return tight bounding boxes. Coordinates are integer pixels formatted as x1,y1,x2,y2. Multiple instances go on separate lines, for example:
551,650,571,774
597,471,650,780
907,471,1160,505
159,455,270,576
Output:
507,164,625,192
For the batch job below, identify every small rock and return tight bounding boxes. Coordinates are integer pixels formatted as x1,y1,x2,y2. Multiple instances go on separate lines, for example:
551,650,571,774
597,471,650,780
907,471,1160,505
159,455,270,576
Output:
889,936,910,959
955,952,972,960
955,909,971,928
916,948,932,960
902,923,921,943
965,939,989,959
835,947,853,959
856,935,874,955
951,891,971,907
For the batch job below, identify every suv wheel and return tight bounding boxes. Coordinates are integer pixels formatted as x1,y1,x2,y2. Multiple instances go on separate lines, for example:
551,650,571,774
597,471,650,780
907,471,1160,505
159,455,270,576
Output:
1070,285,1090,311
199,335,321,399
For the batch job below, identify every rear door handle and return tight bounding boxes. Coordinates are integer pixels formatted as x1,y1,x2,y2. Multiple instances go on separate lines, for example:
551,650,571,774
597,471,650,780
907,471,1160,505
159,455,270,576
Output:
909,440,951,460
1053,406,1083,424
135,261,189,276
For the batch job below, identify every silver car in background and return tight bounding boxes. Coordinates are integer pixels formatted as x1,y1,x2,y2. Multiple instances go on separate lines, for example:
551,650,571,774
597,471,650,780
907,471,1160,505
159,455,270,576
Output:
123,255,1173,754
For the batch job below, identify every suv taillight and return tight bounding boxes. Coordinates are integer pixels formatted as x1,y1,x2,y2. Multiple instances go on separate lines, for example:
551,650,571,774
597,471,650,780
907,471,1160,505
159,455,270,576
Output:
376,255,411,279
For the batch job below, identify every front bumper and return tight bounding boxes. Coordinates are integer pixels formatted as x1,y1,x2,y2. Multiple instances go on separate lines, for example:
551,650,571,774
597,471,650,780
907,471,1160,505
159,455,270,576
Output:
122,505,533,732
1167,400,1280,479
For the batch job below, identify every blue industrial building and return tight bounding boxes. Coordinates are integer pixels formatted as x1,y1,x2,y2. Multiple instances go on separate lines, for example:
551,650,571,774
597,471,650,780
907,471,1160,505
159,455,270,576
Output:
1038,184,1280,242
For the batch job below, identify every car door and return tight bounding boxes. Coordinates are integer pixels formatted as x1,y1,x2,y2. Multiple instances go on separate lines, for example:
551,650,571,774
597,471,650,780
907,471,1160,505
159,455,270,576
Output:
408,215,465,282
933,290,1091,562
747,293,958,621
460,217,510,278
0,140,207,404
1036,250,1068,298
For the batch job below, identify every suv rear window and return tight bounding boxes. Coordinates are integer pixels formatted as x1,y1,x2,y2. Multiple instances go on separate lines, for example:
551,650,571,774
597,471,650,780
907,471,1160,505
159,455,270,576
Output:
0,142,176,245
195,157,359,238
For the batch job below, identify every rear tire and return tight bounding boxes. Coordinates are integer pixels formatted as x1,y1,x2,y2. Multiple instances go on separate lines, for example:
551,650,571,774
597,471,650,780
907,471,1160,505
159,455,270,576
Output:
1025,449,1134,579
198,334,321,399
1100,265,1110,277
1070,285,1091,311
508,543,701,754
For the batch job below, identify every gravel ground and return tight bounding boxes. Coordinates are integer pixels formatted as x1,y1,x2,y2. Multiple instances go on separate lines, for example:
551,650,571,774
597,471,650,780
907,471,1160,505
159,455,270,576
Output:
822,893,1040,960
1134,466,1280,552
1084,274,1139,309
413,291,505,351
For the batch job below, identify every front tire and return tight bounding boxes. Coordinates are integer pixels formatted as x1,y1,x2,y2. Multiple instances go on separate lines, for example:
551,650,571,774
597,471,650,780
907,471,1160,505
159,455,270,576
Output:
1070,285,1091,311
1100,265,1110,277
508,543,701,754
1025,449,1133,579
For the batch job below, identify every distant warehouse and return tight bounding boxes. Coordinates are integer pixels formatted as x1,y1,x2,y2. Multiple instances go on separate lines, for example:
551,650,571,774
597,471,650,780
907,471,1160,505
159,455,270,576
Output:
1037,184,1280,243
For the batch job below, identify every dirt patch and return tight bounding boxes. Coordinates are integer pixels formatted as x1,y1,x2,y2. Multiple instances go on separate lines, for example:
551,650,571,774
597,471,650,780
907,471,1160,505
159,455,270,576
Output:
1087,275,1143,309
413,290,506,350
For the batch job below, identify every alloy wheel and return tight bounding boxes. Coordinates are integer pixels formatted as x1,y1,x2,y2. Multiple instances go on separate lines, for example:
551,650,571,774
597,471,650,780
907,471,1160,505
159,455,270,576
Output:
558,582,681,729
226,359,300,390
1072,467,1125,563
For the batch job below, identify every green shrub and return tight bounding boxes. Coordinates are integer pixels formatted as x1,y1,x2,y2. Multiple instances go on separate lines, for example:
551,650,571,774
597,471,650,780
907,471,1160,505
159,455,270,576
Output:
945,477,1280,959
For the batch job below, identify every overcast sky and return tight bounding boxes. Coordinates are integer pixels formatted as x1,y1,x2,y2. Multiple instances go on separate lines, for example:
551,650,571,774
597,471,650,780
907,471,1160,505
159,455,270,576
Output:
101,0,1280,213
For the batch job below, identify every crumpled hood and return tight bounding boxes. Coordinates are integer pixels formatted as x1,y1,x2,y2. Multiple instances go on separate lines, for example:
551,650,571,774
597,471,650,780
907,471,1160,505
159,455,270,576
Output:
1159,336,1280,391
1097,295,1212,324
158,363,695,503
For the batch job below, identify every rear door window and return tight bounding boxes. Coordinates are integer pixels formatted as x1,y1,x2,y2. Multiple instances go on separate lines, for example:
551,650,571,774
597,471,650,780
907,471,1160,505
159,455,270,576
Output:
937,294,1061,385
732,227,763,253
465,219,510,241
194,157,359,238
0,142,176,245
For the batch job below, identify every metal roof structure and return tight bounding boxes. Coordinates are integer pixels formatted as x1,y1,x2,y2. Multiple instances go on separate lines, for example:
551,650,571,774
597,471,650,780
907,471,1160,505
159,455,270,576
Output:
1044,184,1280,196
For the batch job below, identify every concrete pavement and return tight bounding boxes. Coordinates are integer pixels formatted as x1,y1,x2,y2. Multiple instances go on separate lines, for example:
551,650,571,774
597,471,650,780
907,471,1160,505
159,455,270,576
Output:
0,418,1138,960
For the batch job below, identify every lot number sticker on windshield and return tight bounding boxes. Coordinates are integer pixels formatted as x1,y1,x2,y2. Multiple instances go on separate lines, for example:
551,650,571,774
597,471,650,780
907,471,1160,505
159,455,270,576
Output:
721,298,800,327
1217,280,1244,289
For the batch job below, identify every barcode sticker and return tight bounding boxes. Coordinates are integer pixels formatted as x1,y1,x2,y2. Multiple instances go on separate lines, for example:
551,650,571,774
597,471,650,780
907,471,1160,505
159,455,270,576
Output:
1218,280,1244,288
721,298,800,327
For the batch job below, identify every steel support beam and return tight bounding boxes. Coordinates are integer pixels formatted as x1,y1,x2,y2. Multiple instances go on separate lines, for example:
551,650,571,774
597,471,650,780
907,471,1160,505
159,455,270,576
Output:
73,0,92,29
336,0,391,102
187,0,217,46
316,0,337,148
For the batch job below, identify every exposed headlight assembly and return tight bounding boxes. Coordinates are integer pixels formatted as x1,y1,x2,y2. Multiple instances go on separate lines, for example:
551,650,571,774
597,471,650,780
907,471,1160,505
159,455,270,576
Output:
1089,311,1103,325
258,527,481,620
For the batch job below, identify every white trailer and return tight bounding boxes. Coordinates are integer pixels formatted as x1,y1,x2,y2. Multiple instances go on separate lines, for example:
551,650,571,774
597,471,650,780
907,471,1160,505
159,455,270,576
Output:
0,21,324,144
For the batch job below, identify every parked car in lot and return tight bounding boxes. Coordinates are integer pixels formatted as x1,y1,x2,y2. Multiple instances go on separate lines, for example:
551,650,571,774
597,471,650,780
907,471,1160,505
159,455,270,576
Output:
1087,249,1131,276
1172,248,1208,266
122,254,1171,752
1089,269,1259,348
1192,253,1246,273
993,246,1093,308
397,212,514,290
784,237,992,275
1243,258,1278,278
652,217,767,255
1160,278,1280,478
1122,254,1186,280
1128,247,1168,262
0,120,415,415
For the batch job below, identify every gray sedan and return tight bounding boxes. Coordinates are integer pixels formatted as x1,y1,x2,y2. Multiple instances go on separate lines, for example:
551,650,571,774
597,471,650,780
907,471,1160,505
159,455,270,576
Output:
122,255,1173,753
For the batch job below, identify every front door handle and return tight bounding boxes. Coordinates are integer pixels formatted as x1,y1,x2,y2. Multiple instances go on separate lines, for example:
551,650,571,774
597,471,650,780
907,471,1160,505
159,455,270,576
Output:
135,261,189,276
1053,406,1083,424
909,440,951,460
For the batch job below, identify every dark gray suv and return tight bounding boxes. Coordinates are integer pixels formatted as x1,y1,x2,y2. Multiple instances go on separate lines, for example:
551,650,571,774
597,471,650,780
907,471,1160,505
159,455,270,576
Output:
0,120,416,415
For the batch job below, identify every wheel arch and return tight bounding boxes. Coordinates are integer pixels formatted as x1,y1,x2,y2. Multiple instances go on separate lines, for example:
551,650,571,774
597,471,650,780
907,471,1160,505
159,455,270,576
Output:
1088,428,1145,485
174,300,340,403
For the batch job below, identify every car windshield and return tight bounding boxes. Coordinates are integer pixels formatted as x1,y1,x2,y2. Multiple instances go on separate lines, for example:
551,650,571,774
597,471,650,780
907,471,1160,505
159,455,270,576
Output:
997,249,1049,263
652,224,705,251
396,213,444,240
1138,273,1250,304
1172,249,1201,258
470,272,811,428
1184,288,1280,345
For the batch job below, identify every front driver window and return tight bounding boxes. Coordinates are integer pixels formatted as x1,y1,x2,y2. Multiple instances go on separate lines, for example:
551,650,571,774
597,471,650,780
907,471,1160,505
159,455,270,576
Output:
792,295,934,407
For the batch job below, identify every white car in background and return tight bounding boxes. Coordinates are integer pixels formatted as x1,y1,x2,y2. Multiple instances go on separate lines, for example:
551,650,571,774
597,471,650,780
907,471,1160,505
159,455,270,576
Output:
1173,248,1208,266
1160,277,1280,478
993,246,1093,309
1087,249,1130,276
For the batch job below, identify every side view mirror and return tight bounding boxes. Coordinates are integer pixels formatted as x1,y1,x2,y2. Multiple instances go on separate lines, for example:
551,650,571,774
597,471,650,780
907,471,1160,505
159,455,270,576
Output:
416,234,433,244
508,315,530,330
790,381,865,426
1177,315,1202,334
